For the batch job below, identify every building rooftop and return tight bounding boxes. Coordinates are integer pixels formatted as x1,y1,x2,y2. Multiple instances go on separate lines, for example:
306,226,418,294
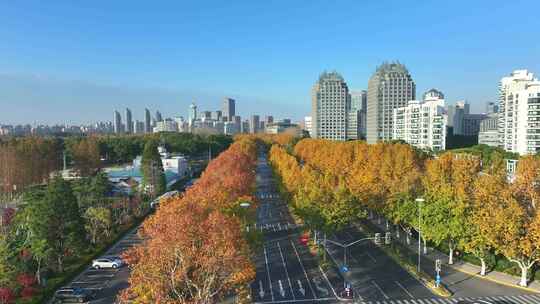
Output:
318,71,345,83
375,61,410,75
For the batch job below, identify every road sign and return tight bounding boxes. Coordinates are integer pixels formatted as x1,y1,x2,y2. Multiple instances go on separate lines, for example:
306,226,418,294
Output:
374,233,382,245
385,232,391,245
435,259,442,272
340,266,349,273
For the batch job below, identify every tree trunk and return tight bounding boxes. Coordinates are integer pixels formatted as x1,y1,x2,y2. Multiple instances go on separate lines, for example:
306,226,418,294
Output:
396,226,400,239
378,215,381,225
520,265,528,287
58,256,64,273
449,246,454,265
386,219,389,230
406,232,410,245
36,259,42,285
423,238,427,254
480,258,486,276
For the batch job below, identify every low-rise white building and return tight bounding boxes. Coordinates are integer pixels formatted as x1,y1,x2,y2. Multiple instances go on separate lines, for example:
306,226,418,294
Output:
393,89,447,151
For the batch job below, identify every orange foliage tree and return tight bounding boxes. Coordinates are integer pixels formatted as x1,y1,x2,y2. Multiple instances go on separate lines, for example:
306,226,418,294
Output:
120,137,258,303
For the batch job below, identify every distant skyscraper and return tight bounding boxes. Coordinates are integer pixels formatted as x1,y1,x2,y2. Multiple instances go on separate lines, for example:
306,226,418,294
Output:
486,101,499,114
250,115,260,133
212,110,223,121
350,90,367,139
113,110,122,134
311,71,349,140
202,111,212,120
189,103,198,125
155,111,163,122
144,108,152,133
223,98,235,121
366,62,416,144
125,108,133,133
265,116,274,124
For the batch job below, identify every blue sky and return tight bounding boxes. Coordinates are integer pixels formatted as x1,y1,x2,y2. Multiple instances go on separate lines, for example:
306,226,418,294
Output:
1,0,539,125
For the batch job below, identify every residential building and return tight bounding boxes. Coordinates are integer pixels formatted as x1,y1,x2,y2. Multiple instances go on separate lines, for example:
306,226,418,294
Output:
134,120,145,134
311,71,349,140
367,62,416,144
265,116,274,124
392,89,446,151
350,90,367,139
153,119,178,133
478,114,499,147
223,98,235,121
346,110,362,140
125,108,133,133
241,120,250,133
155,111,163,122
486,101,499,114
212,110,223,121
144,108,152,133
265,121,301,136
250,115,260,134
113,110,123,134
499,70,540,155
462,114,487,136
189,103,198,126
304,116,313,136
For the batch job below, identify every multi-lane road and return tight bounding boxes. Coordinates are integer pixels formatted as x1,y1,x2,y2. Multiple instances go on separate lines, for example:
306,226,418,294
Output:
251,153,540,304
251,153,338,303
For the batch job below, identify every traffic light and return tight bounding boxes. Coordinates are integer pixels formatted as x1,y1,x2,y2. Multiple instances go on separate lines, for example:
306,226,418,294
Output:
385,232,391,245
374,233,381,245
435,259,442,272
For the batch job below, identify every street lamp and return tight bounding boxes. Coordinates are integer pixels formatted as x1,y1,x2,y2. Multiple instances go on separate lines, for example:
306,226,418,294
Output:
415,198,425,273
240,202,251,232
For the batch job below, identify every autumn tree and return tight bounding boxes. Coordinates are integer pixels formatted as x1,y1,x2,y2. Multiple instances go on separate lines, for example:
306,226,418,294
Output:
69,137,101,176
84,207,113,245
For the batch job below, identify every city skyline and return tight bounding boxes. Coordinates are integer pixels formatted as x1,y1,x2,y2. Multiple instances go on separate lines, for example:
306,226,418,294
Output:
1,1,539,124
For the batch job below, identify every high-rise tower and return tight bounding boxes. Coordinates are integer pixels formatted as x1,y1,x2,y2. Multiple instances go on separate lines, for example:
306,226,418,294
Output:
366,62,416,144
125,108,133,133
223,98,235,122
311,71,350,140
113,110,122,134
144,108,152,133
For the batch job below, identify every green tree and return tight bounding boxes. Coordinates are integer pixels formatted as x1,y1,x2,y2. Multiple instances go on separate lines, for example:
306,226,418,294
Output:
0,234,15,288
141,141,166,197
84,207,113,245
24,176,85,273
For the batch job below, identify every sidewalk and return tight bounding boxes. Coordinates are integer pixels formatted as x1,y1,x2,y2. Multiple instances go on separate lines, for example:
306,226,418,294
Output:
364,215,540,294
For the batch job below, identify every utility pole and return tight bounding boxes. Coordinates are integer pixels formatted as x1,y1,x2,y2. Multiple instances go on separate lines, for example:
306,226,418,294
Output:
416,198,425,273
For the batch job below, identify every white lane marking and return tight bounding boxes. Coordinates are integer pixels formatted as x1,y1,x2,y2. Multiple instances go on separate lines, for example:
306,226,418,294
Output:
258,280,265,299
277,242,296,300
522,295,540,303
318,266,338,299
263,246,274,301
297,280,305,296
290,239,316,298
474,300,495,304
278,280,285,298
508,295,529,304
395,281,414,298
366,252,377,263
371,280,389,299
253,297,336,304
517,295,536,304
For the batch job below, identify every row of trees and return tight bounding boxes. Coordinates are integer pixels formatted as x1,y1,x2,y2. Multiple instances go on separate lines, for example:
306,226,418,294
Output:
0,133,232,197
0,137,62,195
120,136,259,303
270,139,540,286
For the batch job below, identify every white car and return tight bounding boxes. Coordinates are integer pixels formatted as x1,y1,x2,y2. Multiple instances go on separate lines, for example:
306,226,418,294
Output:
92,257,123,269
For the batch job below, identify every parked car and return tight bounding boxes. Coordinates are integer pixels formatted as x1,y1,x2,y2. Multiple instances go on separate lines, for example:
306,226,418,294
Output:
92,257,123,269
53,287,95,303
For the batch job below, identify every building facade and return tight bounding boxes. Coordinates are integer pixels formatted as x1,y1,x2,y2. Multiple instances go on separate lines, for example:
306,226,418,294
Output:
499,70,540,155
478,114,499,147
311,71,350,140
125,108,133,133
392,89,446,151
367,62,416,144
249,115,260,134
114,110,123,134
223,98,235,121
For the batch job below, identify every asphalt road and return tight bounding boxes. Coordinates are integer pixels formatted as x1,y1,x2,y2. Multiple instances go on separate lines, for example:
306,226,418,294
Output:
251,153,338,304
51,226,143,304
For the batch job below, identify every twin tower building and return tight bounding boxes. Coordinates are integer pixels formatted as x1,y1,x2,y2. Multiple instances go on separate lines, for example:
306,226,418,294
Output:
311,62,446,151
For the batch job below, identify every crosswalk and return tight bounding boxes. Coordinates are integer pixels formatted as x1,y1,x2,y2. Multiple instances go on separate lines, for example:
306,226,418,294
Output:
356,294,540,304
256,222,300,232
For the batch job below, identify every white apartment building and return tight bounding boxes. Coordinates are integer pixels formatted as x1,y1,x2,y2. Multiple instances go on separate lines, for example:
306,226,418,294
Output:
153,119,178,133
499,70,540,155
393,89,446,151
304,116,313,137
478,114,499,147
